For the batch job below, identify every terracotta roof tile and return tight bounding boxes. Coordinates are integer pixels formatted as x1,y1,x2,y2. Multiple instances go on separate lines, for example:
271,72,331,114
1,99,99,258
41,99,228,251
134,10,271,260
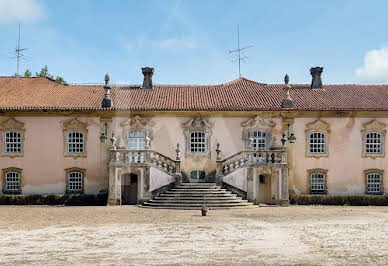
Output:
1,76,388,111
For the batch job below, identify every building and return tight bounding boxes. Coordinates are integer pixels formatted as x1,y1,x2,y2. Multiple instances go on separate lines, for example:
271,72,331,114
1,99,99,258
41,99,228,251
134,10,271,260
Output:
0,67,387,207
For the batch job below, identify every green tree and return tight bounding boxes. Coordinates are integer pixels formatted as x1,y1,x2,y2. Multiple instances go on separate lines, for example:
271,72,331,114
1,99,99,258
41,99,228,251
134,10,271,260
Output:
35,65,66,84
24,69,32,77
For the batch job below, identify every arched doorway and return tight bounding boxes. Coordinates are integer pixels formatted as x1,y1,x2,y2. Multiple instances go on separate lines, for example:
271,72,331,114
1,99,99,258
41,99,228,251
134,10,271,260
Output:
121,173,138,205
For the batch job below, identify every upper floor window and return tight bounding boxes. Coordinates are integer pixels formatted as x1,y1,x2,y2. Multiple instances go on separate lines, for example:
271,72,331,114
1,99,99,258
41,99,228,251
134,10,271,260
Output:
4,131,22,154
309,170,327,194
2,168,22,194
308,132,326,154
365,132,382,154
189,131,207,153
365,171,383,194
249,131,267,151
67,170,83,193
67,131,84,154
128,131,147,150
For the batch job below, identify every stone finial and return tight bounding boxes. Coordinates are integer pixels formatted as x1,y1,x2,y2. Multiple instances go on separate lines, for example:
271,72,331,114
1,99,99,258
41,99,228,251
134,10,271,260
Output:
284,74,289,85
216,143,221,161
102,73,113,108
175,143,181,161
110,132,117,149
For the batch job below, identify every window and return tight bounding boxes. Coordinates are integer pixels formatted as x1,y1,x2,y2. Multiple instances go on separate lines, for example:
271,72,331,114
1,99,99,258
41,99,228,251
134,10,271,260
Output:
366,172,382,194
365,132,382,154
189,131,207,153
250,131,267,150
4,171,21,193
190,171,205,182
67,171,83,193
310,172,326,194
128,131,147,150
67,132,84,154
308,132,326,154
4,131,22,154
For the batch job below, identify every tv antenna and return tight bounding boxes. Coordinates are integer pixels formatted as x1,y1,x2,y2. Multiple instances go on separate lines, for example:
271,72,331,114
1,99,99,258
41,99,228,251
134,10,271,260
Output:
13,24,28,76
229,25,253,78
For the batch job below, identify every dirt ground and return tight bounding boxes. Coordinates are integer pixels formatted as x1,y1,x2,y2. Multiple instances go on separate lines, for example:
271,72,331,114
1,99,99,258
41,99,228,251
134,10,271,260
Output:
0,205,388,265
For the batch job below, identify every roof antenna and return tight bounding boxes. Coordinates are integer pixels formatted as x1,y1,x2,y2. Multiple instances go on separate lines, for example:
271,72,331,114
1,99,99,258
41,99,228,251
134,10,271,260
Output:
229,24,253,78
14,23,28,76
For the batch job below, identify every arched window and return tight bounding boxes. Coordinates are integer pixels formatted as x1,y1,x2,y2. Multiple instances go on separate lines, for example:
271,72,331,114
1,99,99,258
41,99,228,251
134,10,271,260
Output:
4,130,22,154
366,172,382,194
365,132,382,154
308,132,326,154
249,131,267,150
309,171,326,194
67,131,84,154
67,171,83,193
189,131,207,153
4,170,21,193
128,131,147,150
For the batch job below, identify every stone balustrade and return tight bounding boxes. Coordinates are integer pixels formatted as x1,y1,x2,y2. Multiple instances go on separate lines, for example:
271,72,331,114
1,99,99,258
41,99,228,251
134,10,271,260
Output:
218,150,287,175
109,149,180,174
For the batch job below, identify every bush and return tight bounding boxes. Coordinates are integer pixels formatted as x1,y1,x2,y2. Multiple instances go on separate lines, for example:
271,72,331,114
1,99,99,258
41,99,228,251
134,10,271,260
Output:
0,190,108,206
290,194,388,206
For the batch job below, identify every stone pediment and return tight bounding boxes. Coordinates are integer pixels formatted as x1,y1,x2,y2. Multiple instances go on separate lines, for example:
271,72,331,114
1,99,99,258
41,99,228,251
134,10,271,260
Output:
0,118,25,131
63,118,87,132
121,115,155,130
361,119,386,132
305,119,330,133
241,116,275,131
182,114,213,134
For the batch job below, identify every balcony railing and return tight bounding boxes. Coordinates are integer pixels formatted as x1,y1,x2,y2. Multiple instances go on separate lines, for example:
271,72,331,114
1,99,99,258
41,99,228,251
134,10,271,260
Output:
218,149,287,175
109,149,180,174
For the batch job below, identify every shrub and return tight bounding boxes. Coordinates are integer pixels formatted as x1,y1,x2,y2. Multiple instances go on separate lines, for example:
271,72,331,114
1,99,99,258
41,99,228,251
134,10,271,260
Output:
290,194,388,206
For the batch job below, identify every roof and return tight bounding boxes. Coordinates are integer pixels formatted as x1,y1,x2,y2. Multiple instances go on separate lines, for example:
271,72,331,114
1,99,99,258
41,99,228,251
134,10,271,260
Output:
1,76,388,111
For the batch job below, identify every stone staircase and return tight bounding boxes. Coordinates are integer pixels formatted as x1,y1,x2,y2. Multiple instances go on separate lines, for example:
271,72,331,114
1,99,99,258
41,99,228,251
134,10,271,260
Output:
142,183,254,210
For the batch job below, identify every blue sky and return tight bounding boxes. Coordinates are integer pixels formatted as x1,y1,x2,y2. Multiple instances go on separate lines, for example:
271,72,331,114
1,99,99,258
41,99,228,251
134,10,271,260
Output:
1,0,388,85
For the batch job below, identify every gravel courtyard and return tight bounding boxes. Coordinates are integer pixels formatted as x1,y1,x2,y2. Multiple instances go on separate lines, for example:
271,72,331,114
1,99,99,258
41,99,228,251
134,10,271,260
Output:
1,205,388,265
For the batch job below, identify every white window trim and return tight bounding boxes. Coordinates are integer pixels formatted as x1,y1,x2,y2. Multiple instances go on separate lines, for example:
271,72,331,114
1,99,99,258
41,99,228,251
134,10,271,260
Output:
248,130,268,151
365,169,384,195
2,167,22,194
128,130,149,150
66,131,85,154
66,169,84,193
4,130,23,155
188,131,208,154
308,169,328,194
307,131,327,156
365,131,382,155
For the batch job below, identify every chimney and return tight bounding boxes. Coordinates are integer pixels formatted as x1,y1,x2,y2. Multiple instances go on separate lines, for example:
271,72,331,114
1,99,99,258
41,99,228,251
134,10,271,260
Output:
101,73,113,108
142,67,154,89
310,67,323,89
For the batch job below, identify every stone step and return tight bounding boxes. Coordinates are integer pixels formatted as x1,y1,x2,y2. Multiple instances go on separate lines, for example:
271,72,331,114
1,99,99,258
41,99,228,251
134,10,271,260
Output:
179,183,216,186
175,185,220,189
140,205,256,210
169,188,227,193
164,190,232,194
155,196,241,200
150,199,247,203
143,202,252,207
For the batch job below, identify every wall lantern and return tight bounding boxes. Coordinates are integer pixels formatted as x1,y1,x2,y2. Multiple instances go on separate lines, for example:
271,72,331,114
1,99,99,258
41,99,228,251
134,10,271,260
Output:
281,123,296,148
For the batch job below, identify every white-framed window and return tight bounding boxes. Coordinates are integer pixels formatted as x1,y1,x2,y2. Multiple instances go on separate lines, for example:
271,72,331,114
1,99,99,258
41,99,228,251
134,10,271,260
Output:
366,172,382,194
128,130,147,150
67,171,83,193
310,172,326,194
4,131,22,154
308,132,326,154
365,132,382,154
5,171,21,192
250,131,267,150
189,131,207,153
67,131,84,154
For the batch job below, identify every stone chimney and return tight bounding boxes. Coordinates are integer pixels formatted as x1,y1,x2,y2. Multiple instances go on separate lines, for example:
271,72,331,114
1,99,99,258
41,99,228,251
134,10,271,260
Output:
101,73,113,108
310,67,323,89
142,67,154,90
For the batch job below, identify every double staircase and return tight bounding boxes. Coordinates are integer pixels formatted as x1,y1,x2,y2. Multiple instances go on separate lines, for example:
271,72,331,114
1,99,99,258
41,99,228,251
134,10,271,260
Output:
142,183,253,210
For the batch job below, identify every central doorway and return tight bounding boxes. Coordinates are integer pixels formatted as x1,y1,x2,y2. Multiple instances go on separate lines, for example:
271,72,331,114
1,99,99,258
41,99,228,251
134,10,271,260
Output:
121,173,138,205
190,171,205,183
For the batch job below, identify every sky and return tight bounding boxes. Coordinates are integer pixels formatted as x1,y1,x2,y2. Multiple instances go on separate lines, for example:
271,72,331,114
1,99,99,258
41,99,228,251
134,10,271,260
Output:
1,0,388,85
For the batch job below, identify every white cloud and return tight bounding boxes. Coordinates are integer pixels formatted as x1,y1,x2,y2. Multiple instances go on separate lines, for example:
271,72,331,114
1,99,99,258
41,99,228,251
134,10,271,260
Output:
355,46,388,84
153,38,196,50
123,35,146,53
0,0,46,24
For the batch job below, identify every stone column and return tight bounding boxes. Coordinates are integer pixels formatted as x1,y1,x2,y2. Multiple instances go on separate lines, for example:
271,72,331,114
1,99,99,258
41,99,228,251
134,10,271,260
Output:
280,168,289,206
246,167,255,202
107,166,121,205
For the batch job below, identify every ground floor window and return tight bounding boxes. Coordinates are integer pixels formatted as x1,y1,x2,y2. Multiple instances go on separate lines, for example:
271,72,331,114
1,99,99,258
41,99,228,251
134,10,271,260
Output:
366,172,382,194
309,171,326,194
67,171,83,193
4,171,21,193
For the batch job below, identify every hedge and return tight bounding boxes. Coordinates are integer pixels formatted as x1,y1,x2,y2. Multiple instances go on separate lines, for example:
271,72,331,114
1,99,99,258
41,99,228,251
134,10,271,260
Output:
290,194,388,206
0,190,108,206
